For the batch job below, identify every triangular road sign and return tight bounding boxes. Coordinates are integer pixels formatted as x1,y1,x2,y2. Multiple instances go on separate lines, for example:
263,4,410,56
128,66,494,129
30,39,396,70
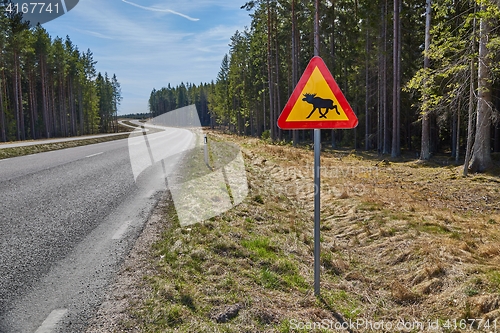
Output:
277,56,358,130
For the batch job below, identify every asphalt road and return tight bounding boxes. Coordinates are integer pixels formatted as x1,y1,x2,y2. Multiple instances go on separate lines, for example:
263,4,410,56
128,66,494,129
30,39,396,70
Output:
0,126,194,333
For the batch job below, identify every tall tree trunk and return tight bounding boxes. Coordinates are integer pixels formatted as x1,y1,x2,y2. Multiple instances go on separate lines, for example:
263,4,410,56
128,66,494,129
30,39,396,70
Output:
331,0,336,149
292,0,299,146
382,0,390,154
391,0,401,158
262,80,266,135
0,69,6,142
51,81,58,136
420,0,432,160
18,61,24,141
14,57,20,140
494,122,500,153
29,70,37,139
314,0,320,56
456,100,461,163
59,76,66,136
464,86,476,173
377,1,382,153
68,77,76,136
365,21,370,151
13,52,22,141
40,54,50,138
469,4,493,172
464,2,476,176
250,107,254,136
452,109,458,158
267,0,275,141
377,53,381,153
275,33,282,140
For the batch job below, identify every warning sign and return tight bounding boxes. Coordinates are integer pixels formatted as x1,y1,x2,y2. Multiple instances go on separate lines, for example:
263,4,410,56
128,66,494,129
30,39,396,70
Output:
277,56,358,129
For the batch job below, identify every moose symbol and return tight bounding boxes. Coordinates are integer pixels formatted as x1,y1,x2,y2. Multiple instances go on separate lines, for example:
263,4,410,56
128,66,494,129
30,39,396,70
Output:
302,93,341,119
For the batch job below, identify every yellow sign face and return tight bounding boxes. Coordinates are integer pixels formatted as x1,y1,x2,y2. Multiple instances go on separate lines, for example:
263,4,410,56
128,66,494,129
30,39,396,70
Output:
277,56,358,130
286,67,349,122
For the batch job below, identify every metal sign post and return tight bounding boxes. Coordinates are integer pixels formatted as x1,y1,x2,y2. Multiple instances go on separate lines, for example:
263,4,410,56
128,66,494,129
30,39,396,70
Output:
313,0,321,298
314,129,321,296
275,0,358,298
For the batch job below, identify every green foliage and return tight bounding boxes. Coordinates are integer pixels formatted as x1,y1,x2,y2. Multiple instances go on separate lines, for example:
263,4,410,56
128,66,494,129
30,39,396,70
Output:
253,194,264,204
407,0,500,122
96,72,120,132
206,0,426,148
0,17,121,142
147,0,500,161
148,82,212,126
241,236,277,260
212,54,232,125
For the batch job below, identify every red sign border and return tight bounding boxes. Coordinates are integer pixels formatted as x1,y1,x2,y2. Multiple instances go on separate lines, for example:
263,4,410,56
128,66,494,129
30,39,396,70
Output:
277,56,358,130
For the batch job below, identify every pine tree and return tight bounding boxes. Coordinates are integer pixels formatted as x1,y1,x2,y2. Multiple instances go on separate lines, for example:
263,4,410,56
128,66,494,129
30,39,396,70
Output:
469,0,495,172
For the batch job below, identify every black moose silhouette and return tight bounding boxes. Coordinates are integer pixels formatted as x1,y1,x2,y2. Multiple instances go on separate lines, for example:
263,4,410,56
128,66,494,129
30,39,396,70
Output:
302,93,341,119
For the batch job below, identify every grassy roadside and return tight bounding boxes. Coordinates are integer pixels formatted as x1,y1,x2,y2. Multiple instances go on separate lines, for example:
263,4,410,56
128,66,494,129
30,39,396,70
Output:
0,122,139,160
126,131,500,333
0,134,132,160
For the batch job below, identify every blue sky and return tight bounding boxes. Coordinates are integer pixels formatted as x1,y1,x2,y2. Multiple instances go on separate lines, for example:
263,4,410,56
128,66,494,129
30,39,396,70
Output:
43,0,253,115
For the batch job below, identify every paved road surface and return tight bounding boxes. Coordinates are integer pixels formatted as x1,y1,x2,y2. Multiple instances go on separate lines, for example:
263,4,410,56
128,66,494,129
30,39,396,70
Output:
0,126,194,333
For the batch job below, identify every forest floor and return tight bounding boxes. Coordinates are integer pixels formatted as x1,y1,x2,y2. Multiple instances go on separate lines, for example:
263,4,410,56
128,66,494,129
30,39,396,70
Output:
86,130,500,333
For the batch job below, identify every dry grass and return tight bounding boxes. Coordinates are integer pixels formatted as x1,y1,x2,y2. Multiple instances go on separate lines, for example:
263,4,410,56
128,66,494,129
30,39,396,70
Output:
126,131,500,333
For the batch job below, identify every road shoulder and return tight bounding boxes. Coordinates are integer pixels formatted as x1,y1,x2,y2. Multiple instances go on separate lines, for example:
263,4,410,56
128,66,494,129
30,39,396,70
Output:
85,192,173,333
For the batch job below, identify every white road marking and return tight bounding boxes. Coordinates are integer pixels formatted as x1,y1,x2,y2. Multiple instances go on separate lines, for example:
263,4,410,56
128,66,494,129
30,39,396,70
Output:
0,158,10,162
86,152,104,158
35,309,68,333
112,221,131,240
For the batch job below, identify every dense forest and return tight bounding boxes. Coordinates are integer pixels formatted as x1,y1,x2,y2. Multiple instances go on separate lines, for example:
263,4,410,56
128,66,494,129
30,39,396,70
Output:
0,6,122,142
148,83,212,127
150,0,500,173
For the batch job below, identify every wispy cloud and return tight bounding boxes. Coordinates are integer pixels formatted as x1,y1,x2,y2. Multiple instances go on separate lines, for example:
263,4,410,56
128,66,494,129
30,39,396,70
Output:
121,0,200,21
74,28,114,40
71,0,191,44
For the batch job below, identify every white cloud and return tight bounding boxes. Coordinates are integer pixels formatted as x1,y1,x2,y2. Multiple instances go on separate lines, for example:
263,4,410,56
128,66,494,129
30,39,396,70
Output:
73,28,114,40
121,0,200,21
71,2,188,44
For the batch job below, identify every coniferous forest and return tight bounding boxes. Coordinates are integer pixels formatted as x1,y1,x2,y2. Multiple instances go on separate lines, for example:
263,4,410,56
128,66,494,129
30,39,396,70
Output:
149,0,500,173
0,7,122,142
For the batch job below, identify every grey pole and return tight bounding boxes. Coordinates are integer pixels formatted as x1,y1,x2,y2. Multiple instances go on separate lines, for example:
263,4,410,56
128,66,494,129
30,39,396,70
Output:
314,129,321,296
313,0,321,298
